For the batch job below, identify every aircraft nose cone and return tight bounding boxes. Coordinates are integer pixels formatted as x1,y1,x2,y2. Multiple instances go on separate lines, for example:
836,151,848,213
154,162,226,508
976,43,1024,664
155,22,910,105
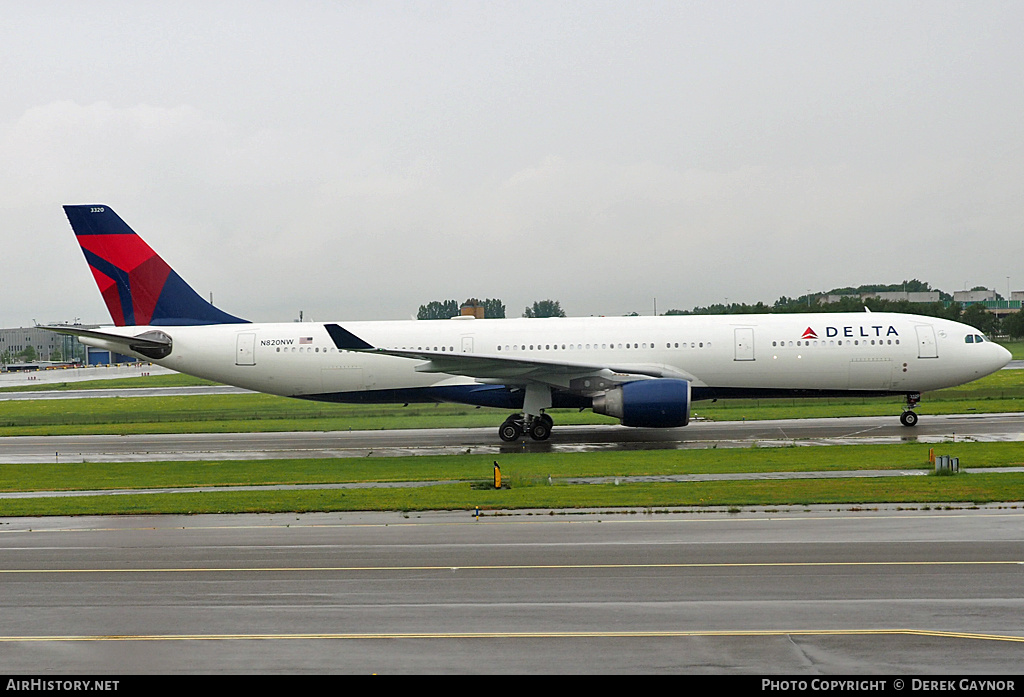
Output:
995,343,1013,368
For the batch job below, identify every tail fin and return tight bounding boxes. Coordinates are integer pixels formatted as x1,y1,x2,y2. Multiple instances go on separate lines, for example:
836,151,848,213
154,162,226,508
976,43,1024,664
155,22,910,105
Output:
63,205,248,326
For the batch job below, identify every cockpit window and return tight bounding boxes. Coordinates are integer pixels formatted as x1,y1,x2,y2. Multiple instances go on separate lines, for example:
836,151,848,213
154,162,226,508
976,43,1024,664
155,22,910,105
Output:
965,335,974,343
965,334,988,344
976,334,986,342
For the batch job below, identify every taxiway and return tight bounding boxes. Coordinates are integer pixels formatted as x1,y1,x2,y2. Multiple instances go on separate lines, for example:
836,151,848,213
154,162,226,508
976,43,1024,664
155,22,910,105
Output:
1,506,1022,673
2,412,1022,463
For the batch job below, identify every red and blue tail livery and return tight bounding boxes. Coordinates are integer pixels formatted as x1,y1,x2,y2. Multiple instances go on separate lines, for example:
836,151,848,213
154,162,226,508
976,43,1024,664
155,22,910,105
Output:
63,205,247,326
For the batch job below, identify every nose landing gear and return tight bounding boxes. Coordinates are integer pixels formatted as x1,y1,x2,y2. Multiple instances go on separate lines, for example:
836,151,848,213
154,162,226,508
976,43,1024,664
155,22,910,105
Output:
900,392,920,427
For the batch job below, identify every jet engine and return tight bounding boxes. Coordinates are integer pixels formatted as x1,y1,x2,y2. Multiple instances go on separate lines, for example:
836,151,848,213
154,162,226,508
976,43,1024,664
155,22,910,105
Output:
591,378,691,428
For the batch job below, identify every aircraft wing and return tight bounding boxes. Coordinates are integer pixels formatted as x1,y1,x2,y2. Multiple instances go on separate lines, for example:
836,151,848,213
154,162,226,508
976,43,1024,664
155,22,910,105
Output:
324,323,692,391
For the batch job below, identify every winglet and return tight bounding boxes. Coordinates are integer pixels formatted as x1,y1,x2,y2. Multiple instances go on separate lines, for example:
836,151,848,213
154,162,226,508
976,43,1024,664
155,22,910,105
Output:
63,205,248,326
325,324,375,350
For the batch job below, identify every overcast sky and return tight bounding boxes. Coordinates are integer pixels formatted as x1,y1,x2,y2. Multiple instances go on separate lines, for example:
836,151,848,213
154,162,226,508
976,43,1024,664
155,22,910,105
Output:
2,1,1022,327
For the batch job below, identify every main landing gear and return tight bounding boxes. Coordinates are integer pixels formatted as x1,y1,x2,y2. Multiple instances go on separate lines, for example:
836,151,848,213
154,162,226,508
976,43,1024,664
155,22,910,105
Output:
900,392,921,427
499,413,553,442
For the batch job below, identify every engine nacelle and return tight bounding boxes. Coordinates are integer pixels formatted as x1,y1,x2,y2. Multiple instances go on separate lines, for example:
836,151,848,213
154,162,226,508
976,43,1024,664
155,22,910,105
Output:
591,378,691,428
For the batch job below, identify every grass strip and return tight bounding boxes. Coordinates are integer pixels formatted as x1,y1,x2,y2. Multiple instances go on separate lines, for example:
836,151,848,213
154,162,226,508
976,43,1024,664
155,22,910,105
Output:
4,442,1023,493
1,442,1021,516
2,473,1023,517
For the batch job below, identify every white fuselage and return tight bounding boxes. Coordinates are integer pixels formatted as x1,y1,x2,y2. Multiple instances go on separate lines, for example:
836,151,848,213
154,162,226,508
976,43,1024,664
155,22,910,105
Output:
84,312,1011,404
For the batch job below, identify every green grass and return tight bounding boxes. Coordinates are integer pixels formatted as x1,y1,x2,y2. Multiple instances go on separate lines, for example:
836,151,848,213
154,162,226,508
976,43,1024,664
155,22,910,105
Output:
3,470,1022,518
4,442,1023,493
999,340,1024,360
2,442,1022,516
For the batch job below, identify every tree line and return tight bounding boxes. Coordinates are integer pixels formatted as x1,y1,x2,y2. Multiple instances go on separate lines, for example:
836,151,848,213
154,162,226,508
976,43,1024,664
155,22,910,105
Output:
415,279,1024,338
417,298,565,320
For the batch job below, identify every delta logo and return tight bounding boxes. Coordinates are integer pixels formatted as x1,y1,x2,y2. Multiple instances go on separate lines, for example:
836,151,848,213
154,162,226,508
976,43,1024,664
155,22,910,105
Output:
801,325,900,339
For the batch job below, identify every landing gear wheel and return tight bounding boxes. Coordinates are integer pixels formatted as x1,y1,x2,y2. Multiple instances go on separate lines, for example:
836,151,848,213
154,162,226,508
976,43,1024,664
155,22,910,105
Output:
499,422,522,442
499,420,523,442
528,418,551,441
900,411,919,427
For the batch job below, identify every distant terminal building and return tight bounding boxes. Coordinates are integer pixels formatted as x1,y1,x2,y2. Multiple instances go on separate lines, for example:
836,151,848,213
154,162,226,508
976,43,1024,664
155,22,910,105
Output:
82,347,139,365
960,291,1023,318
0,326,67,363
862,291,941,303
817,294,858,304
816,291,940,304
948,289,1022,319
953,289,1000,304
0,325,138,369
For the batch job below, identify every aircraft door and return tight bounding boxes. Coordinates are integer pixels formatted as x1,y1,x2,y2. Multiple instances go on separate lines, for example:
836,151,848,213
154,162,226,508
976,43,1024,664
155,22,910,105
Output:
461,336,474,353
734,328,755,361
236,333,256,366
915,325,938,359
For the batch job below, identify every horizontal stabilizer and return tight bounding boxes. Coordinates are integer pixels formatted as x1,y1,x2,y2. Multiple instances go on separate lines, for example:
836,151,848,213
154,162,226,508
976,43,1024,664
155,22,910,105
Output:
42,325,173,360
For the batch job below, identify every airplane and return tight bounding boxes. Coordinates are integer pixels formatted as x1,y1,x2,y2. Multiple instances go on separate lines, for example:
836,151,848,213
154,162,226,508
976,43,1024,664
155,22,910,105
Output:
46,205,1012,441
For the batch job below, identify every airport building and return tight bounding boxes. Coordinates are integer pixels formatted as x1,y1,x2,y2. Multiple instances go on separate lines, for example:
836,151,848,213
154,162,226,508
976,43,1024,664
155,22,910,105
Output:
862,291,942,303
953,289,1023,319
953,289,1000,303
817,291,942,304
0,326,69,363
0,326,137,368
815,288,1021,319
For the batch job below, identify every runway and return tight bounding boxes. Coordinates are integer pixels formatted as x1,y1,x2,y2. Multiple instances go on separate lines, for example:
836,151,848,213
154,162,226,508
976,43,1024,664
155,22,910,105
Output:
1,506,1021,673
0,363,176,387
3,412,1023,463
3,384,1023,674
0,385,250,401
